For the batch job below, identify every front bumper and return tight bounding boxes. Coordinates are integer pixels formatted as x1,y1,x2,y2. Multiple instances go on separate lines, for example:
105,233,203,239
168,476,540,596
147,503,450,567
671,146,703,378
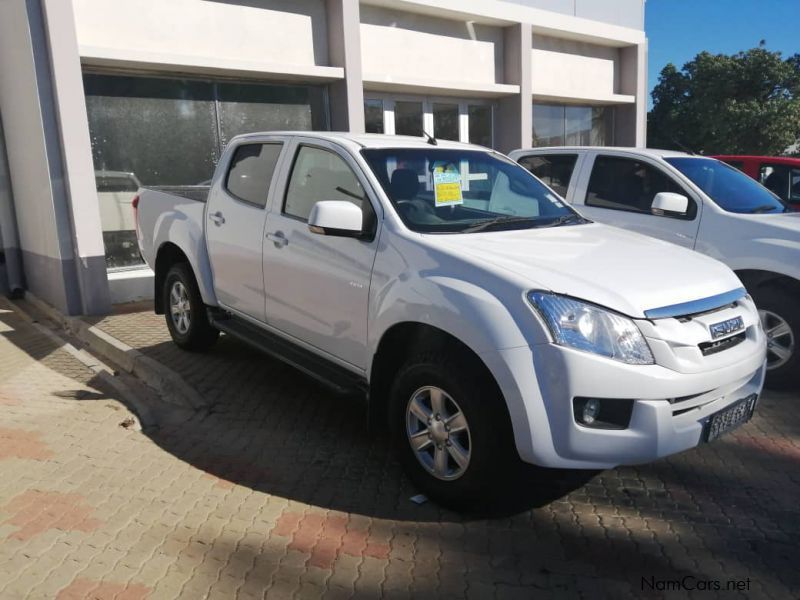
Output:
481,335,767,470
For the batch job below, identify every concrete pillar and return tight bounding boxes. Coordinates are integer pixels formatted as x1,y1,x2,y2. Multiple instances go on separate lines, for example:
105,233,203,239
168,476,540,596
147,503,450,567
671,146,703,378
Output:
495,23,533,153
326,0,365,133
616,41,647,147
0,0,110,315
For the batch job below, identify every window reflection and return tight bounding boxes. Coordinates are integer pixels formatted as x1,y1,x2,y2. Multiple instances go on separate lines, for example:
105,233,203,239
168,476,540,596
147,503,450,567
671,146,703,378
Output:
533,104,613,147
83,73,327,270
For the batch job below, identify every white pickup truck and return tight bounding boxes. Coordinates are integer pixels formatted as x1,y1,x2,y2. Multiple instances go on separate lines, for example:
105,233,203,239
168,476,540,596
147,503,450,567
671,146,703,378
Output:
135,133,766,508
511,147,800,389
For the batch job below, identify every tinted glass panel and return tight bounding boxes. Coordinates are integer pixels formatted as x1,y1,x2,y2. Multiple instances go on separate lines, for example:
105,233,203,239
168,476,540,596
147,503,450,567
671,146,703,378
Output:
791,169,800,204
225,143,282,207
587,156,694,218
217,83,326,146
395,101,423,137
518,154,578,197
433,103,459,141
534,104,612,147
533,105,565,146
364,99,384,133
284,146,366,221
468,105,492,147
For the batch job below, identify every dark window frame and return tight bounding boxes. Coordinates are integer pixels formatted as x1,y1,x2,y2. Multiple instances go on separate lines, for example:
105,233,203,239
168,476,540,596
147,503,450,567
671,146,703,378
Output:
223,142,284,209
586,155,698,221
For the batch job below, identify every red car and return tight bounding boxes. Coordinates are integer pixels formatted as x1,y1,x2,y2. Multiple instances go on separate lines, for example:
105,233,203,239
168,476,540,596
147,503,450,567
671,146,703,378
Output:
713,155,800,207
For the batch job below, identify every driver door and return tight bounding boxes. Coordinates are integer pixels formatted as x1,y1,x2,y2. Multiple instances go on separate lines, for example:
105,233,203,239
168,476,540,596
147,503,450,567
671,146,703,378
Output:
574,153,702,248
262,139,380,369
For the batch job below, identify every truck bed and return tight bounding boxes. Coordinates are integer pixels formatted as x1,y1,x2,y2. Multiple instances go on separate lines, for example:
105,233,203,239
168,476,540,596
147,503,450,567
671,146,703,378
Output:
142,185,210,203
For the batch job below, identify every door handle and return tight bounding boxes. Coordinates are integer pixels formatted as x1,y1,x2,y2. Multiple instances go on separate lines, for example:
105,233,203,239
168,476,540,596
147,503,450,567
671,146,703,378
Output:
209,211,225,226
266,231,288,247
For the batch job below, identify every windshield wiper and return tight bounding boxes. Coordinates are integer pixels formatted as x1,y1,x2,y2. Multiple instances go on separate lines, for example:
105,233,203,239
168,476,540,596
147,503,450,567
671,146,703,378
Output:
750,204,782,214
460,215,539,233
544,213,590,226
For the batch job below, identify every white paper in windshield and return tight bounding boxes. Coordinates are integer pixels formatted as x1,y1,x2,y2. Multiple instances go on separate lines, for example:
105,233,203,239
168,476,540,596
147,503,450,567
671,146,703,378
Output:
433,172,464,207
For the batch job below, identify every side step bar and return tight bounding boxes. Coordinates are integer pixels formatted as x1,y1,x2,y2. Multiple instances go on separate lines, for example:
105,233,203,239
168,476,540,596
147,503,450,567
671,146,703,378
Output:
207,309,368,396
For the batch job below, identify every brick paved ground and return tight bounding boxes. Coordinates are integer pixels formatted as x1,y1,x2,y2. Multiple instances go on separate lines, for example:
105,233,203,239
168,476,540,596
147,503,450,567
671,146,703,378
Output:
1,300,798,599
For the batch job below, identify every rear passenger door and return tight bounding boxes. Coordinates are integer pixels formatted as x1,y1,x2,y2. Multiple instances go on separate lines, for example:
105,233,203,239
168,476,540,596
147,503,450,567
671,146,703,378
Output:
516,152,581,201
261,139,380,369
574,153,701,248
206,139,285,322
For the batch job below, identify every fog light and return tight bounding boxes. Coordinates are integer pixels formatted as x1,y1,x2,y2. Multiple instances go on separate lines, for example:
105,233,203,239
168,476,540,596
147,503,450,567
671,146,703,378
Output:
572,397,634,429
582,398,600,424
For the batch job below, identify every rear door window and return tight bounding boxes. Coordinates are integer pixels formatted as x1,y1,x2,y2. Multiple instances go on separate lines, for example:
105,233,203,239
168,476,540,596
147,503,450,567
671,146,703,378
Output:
225,143,283,207
517,154,578,198
586,155,695,219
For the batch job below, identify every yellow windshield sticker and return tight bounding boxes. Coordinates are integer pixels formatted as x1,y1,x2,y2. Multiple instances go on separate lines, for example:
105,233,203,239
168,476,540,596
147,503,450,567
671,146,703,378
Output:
433,172,463,207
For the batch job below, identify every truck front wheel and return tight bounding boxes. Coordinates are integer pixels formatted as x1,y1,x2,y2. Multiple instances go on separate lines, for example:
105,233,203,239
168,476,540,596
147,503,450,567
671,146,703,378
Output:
753,286,799,389
164,263,219,351
389,351,520,510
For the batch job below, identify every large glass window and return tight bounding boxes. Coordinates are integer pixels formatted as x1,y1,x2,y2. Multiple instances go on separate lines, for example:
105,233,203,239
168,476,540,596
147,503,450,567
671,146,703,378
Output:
533,104,613,147
433,103,459,141
225,143,283,207
364,99,384,134
395,101,424,137
83,73,327,269
468,105,492,148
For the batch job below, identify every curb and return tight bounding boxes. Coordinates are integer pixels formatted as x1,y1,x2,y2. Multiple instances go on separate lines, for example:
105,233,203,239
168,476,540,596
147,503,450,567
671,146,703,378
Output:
19,292,208,412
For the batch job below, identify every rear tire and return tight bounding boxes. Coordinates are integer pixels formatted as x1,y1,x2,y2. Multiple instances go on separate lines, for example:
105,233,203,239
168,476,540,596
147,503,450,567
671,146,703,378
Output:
163,263,219,351
388,349,521,510
753,285,799,390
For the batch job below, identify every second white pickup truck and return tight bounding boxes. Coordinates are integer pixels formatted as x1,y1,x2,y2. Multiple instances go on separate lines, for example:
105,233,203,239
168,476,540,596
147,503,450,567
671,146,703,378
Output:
511,147,799,389
135,133,766,509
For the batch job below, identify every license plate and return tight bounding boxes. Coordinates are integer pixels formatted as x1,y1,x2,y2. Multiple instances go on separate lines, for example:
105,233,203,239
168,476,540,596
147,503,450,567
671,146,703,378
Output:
704,394,757,442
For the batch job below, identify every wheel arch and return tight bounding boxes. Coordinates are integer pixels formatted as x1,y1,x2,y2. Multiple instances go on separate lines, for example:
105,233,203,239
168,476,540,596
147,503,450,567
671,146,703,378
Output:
735,269,800,296
367,322,515,443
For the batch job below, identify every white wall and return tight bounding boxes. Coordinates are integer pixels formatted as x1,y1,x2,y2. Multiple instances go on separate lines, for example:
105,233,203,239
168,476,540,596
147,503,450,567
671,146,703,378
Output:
73,0,329,68
531,35,620,101
360,5,504,87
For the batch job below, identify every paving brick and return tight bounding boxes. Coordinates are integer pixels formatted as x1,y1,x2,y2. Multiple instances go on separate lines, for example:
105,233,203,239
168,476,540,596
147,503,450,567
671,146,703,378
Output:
0,300,797,599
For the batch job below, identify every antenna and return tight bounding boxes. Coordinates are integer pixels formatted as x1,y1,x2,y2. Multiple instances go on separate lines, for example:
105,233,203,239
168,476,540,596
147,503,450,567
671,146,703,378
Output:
670,136,696,156
423,130,438,146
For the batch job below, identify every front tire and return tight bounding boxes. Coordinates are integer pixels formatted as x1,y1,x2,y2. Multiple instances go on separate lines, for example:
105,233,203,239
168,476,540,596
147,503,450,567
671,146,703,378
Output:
163,263,219,351
389,350,520,510
753,286,799,389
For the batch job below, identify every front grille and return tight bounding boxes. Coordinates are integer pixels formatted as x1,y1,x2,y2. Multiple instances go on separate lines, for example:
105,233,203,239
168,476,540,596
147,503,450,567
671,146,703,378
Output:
698,332,746,356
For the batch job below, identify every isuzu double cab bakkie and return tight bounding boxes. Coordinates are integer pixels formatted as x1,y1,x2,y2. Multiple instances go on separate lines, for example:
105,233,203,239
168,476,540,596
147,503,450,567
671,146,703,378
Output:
135,133,766,508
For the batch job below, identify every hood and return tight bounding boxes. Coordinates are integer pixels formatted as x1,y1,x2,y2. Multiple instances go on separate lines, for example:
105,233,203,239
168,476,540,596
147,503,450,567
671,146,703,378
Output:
434,223,742,319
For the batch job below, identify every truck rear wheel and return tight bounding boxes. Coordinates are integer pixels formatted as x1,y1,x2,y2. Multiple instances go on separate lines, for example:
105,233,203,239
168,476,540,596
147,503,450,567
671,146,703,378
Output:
753,286,799,389
164,263,219,351
389,350,520,510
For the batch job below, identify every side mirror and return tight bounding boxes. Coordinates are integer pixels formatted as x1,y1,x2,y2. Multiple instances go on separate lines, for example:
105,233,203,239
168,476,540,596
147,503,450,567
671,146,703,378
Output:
308,201,363,238
651,192,689,216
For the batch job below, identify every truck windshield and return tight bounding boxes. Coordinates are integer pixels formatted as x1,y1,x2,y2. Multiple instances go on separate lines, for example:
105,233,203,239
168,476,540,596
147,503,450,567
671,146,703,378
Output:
361,148,587,233
665,157,788,214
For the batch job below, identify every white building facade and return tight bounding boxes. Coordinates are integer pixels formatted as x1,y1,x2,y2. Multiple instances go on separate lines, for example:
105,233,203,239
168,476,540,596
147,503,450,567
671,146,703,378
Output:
0,0,647,315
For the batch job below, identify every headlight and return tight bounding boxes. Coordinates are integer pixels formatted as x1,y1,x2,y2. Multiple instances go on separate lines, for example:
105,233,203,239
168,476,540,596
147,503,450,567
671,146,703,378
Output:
527,291,654,365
